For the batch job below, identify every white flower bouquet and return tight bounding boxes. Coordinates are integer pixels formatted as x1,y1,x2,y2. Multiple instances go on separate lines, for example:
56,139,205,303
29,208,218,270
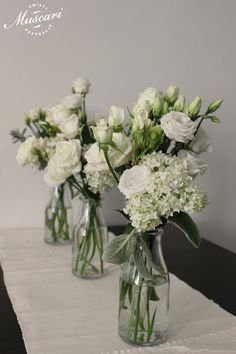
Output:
11,78,116,278
100,85,223,345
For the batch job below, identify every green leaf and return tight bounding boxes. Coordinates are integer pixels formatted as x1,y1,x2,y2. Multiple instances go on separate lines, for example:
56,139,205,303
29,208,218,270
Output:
169,211,201,248
138,237,163,274
206,98,223,114
81,124,95,145
133,243,156,281
102,231,134,264
209,115,221,123
149,287,159,301
147,307,157,341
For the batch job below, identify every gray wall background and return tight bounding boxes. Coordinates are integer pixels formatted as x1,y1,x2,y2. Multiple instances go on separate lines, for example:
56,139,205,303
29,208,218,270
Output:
0,0,235,251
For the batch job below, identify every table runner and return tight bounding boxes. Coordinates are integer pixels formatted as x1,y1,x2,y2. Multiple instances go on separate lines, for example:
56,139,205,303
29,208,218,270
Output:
0,228,235,354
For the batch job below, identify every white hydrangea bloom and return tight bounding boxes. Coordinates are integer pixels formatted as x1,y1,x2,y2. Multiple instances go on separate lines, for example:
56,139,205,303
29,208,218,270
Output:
123,151,207,232
85,170,115,193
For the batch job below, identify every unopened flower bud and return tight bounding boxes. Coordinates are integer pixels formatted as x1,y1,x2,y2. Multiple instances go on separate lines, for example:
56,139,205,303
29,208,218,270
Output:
162,100,169,115
92,123,113,144
24,116,31,125
152,95,163,117
174,95,185,112
164,85,179,104
188,96,202,118
206,98,223,114
148,126,163,147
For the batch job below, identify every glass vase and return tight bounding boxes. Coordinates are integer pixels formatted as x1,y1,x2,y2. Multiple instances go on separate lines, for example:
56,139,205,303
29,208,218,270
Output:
44,183,73,244
72,197,108,279
118,229,169,346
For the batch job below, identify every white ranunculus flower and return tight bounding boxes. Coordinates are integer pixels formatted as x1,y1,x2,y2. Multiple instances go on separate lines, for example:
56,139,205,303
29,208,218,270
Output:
44,140,81,187
118,165,151,198
50,105,71,125
160,111,197,143
16,136,44,166
189,127,212,154
59,114,80,139
109,133,132,167
139,87,158,105
62,94,82,109
72,78,91,95
178,150,207,179
108,105,124,127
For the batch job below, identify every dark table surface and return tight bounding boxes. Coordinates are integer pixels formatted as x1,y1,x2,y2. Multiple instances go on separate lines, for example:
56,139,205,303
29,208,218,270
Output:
1,224,236,354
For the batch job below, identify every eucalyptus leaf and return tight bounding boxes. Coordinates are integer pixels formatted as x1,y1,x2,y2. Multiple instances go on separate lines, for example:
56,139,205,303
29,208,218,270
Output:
102,231,134,264
169,211,201,248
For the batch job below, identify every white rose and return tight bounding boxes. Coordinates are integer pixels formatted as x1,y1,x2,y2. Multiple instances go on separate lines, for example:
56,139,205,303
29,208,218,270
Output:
44,140,81,187
189,127,212,154
50,105,71,125
109,133,132,167
62,94,82,109
160,111,197,143
84,143,108,172
178,150,207,179
59,114,80,139
92,119,113,144
72,78,91,95
16,136,44,166
118,165,151,198
108,105,124,127
139,87,158,105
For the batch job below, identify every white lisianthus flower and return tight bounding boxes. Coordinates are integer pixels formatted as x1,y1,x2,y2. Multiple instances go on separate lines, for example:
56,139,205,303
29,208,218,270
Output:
49,105,71,125
160,111,197,143
44,140,81,187
132,99,150,117
108,105,124,127
189,127,212,154
84,133,132,172
92,119,113,144
118,165,151,198
27,107,43,121
59,114,80,139
110,133,132,167
16,136,45,166
139,87,158,105
72,78,90,95
178,150,207,179
132,111,151,131
62,94,82,109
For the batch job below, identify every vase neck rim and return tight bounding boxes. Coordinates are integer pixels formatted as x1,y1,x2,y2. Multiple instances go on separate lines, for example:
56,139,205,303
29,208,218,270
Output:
144,228,164,237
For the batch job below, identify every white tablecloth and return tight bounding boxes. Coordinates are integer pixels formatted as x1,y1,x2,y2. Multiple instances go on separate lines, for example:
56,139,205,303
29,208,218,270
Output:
0,228,235,354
